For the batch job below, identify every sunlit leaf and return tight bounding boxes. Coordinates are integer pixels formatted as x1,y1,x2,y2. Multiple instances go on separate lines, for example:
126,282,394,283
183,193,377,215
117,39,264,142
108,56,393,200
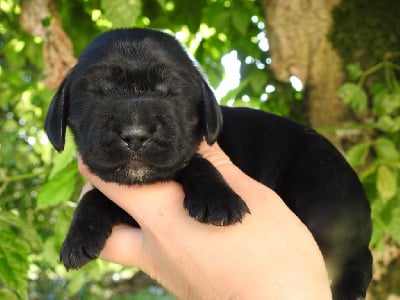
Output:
49,130,76,178
101,0,142,28
337,82,368,112
0,289,19,300
374,137,400,160
388,160,400,169
387,205,400,245
0,227,29,300
376,166,397,201
345,63,363,80
370,212,386,247
345,142,370,168
375,115,400,133
36,163,78,209
373,91,400,115
0,212,42,251
66,271,87,295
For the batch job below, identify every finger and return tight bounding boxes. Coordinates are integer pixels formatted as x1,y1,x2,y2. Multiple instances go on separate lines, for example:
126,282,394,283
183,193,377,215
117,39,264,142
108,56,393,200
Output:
198,140,232,168
99,224,147,269
198,141,277,210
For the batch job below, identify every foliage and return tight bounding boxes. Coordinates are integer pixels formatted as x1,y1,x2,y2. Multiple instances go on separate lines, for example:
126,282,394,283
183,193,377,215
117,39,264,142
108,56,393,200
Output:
0,0,297,298
338,55,400,256
0,0,399,298
331,0,400,279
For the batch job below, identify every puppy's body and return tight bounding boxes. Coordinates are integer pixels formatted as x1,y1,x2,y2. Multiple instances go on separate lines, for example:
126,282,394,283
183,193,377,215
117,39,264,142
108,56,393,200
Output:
45,28,372,300
219,107,372,299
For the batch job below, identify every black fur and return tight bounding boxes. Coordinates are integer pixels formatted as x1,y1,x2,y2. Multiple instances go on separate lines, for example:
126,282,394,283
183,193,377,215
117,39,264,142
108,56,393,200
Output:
44,28,372,299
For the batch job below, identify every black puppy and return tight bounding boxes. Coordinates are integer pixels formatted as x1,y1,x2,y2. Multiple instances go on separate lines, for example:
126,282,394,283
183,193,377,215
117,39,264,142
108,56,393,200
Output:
45,28,372,300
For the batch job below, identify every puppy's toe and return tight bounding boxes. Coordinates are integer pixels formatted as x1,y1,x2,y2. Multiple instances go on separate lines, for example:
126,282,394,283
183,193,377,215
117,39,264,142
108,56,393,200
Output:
206,192,250,225
60,228,110,269
185,185,250,226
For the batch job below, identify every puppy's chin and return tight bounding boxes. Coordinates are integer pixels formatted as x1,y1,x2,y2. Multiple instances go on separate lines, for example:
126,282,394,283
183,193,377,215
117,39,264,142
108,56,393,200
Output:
86,158,183,185
120,166,159,184
121,160,162,184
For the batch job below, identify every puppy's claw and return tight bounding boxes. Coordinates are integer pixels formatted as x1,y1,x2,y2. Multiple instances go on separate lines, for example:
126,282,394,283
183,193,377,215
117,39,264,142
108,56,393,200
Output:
60,227,109,269
184,188,250,226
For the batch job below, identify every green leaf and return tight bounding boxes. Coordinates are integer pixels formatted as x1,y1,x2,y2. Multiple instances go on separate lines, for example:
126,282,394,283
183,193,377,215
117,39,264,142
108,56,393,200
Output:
388,160,400,170
156,0,167,9
231,9,248,36
36,162,78,209
101,0,142,28
375,115,400,133
370,212,386,247
374,137,400,160
345,63,363,81
337,82,368,112
66,271,88,295
376,166,397,201
386,205,400,245
0,212,42,251
249,69,268,93
373,91,400,115
49,130,76,178
209,10,231,33
369,82,387,97
0,289,19,300
0,228,29,300
345,142,370,168
360,161,379,181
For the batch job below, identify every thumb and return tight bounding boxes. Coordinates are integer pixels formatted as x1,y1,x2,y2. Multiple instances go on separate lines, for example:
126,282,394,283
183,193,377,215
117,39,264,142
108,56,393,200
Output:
99,224,145,268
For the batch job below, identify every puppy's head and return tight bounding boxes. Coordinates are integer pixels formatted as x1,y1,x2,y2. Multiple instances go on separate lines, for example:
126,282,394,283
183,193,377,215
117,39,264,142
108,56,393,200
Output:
45,28,222,184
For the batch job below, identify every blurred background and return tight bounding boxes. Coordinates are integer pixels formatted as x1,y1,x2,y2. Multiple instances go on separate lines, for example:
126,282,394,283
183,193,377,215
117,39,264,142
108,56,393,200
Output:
0,0,399,299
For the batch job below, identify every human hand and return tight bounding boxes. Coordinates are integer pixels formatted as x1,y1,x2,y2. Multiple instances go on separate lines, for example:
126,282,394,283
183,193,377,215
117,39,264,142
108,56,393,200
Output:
78,141,332,300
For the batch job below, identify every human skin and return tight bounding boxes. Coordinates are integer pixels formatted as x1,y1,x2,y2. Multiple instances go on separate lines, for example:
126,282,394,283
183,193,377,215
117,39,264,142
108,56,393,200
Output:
78,141,332,300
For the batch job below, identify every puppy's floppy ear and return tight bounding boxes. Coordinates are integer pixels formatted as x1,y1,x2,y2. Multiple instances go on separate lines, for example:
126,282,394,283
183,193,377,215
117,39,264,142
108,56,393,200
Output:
44,77,70,152
201,81,223,145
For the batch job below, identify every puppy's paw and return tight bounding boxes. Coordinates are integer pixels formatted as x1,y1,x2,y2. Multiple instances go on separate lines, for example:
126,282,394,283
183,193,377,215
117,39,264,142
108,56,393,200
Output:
60,225,110,270
184,183,250,226
177,154,250,226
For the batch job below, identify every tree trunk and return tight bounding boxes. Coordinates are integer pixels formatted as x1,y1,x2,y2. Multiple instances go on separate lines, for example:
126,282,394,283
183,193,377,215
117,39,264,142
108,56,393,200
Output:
20,0,76,89
263,0,349,145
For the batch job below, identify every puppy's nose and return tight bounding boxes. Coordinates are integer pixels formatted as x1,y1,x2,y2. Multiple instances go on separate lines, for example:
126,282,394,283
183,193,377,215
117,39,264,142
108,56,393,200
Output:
119,126,150,149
